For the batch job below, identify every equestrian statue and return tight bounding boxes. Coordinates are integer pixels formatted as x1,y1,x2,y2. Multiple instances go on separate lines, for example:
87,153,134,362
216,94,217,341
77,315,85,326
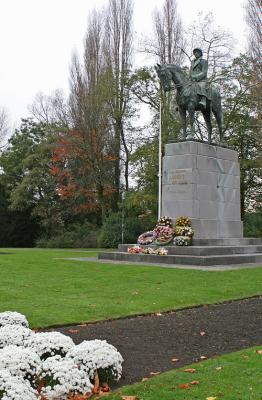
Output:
155,48,223,144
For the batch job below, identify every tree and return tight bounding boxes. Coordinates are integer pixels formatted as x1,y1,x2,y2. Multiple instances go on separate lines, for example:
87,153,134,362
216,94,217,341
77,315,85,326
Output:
0,181,40,246
28,90,70,128
222,55,262,217
0,119,63,237
51,128,115,224
104,0,134,195
245,0,262,126
245,0,262,63
143,0,184,65
67,9,117,222
142,0,185,142
0,107,10,148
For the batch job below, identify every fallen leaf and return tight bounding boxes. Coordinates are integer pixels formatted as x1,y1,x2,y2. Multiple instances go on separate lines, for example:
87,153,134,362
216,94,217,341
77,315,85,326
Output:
190,380,200,385
256,349,262,355
121,396,139,400
200,331,206,336
206,397,217,400
101,384,110,392
183,368,196,373
172,358,179,362
68,393,93,399
150,371,161,375
200,355,208,360
66,329,79,334
179,383,190,389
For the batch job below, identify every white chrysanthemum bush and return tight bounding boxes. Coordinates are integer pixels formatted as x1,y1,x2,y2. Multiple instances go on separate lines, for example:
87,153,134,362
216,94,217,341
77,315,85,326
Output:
0,345,40,385
24,332,74,360
0,370,37,400
38,356,93,399
0,325,33,349
0,311,124,399
0,311,29,328
66,339,124,384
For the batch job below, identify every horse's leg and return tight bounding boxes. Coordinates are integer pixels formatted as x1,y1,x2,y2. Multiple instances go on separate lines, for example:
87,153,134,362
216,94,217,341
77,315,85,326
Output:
179,108,187,140
213,105,223,144
202,107,212,144
188,102,195,137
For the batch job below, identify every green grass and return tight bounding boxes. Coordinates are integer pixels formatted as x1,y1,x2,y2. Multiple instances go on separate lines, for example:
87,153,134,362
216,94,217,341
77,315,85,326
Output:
107,346,262,400
0,248,261,328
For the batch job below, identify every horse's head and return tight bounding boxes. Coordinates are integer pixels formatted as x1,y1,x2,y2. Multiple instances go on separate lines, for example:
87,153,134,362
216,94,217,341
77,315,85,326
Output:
155,64,172,92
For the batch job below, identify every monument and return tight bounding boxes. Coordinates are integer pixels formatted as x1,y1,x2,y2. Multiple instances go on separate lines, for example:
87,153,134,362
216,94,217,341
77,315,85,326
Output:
156,48,243,239
99,48,262,266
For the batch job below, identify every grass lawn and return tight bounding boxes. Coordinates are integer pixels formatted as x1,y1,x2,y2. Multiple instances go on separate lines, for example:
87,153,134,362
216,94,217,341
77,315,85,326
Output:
0,248,261,328
107,346,262,400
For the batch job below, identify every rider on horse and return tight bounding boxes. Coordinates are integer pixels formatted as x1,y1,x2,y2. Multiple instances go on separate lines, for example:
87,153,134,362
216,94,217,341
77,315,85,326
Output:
189,48,211,109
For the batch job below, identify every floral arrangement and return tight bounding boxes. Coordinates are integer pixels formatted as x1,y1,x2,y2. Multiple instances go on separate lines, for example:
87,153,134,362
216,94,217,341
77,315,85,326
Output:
0,324,32,349
0,370,37,400
66,340,123,383
38,356,93,399
24,332,74,360
173,236,192,246
128,246,168,255
141,247,156,255
175,216,191,227
137,230,156,245
156,216,173,227
154,247,168,255
0,345,41,385
127,245,142,253
0,311,124,399
136,215,195,248
153,225,174,246
174,225,193,237
0,311,29,328
172,216,194,246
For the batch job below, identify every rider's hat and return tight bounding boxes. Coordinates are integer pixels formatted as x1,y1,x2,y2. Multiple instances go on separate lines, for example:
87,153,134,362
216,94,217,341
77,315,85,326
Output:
193,48,203,56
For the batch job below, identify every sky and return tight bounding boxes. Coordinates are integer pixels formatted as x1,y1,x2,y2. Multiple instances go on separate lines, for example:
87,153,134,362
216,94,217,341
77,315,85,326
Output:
0,0,247,128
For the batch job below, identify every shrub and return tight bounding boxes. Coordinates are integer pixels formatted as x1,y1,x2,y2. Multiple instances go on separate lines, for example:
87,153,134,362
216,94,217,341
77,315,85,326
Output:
98,212,156,248
36,222,99,248
244,212,262,237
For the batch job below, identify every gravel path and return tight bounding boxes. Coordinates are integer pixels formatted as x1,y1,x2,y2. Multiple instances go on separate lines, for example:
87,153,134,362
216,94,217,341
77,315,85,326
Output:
51,296,262,388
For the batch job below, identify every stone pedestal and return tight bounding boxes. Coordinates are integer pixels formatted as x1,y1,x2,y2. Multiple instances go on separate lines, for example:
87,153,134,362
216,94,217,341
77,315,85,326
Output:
161,141,243,239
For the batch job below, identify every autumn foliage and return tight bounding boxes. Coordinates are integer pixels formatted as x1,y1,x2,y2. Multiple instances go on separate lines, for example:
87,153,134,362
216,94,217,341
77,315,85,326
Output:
51,128,116,216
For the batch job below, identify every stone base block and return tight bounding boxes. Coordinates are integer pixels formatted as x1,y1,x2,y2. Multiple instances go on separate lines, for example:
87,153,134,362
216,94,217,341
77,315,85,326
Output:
161,141,243,239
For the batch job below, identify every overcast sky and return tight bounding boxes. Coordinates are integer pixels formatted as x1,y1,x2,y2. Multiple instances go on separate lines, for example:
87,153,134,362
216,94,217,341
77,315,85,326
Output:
0,0,247,128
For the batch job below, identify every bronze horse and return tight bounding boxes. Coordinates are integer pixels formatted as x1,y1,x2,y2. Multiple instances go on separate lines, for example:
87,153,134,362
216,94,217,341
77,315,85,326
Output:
155,64,223,144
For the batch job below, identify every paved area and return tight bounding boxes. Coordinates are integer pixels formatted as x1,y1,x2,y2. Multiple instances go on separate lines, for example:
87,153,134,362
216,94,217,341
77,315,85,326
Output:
58,256,262,271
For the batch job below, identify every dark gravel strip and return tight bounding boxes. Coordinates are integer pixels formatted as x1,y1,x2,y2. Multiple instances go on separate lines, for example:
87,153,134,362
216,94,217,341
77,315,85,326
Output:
54,296,262,387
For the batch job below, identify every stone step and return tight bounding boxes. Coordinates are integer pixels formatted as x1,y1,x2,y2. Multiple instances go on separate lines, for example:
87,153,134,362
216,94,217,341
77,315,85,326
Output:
118,244,262,256
193,238,262,246
98,251,262,266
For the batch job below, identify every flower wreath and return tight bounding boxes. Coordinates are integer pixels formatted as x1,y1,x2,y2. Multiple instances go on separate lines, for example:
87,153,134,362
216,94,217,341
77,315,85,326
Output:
173,236,192,246
137,230,156,245
156,216,173,227
175,216,191,227
153,225,174,246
